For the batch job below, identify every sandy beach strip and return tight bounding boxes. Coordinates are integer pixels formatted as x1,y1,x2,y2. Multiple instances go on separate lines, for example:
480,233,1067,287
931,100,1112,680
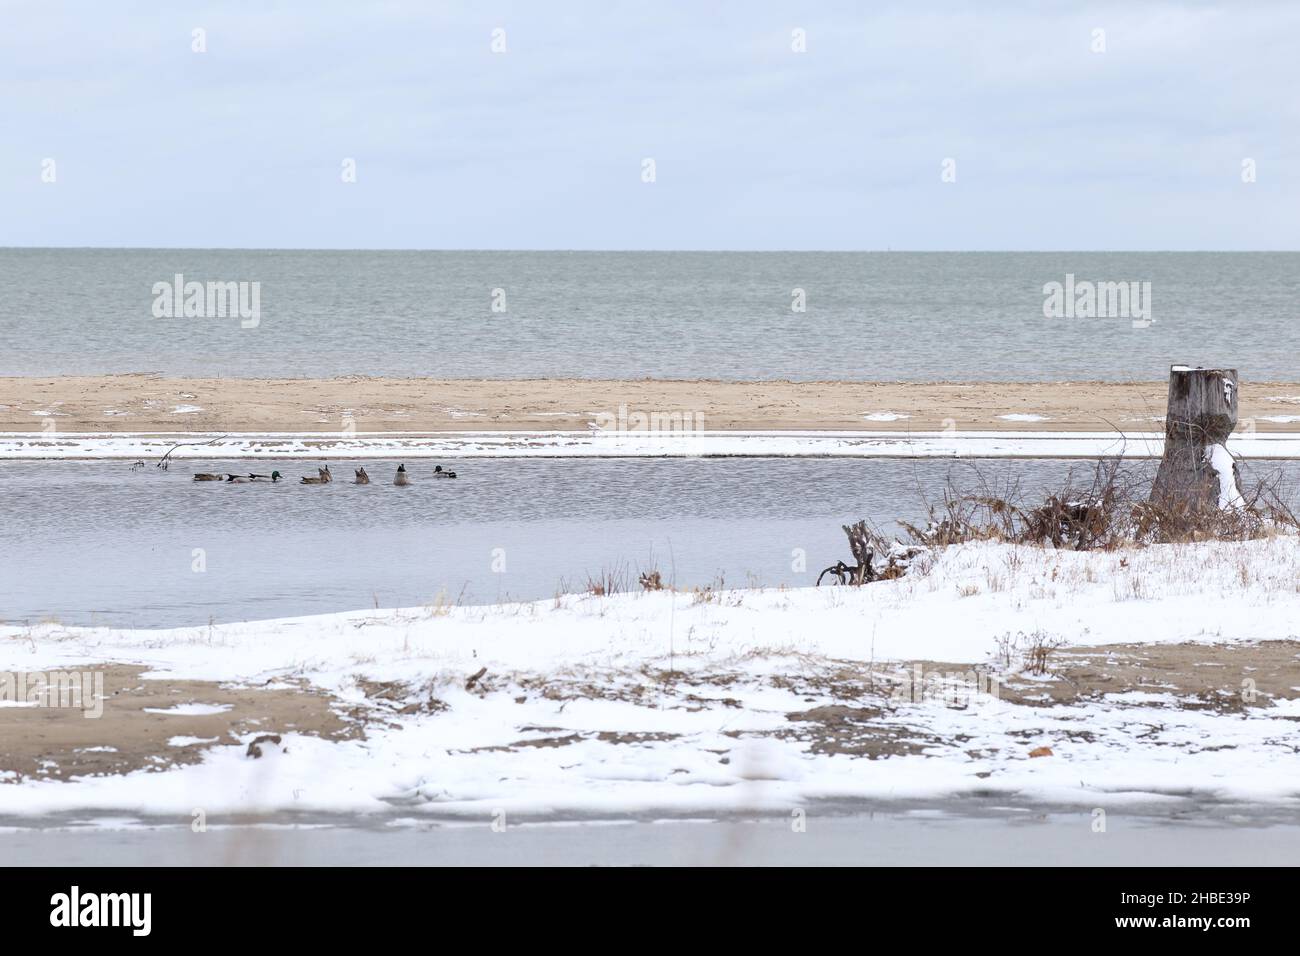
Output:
5,374,1300,435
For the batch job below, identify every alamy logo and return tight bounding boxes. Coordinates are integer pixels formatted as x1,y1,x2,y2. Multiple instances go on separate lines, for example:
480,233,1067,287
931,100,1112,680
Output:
0,670,103,718
50,886,151,936
1042,273,1153,328
593,403,705,434
152,274,261,328
891,664,1001,707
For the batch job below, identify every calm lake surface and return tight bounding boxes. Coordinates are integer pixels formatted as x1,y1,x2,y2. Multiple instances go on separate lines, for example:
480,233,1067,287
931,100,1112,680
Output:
3,250,1298,381
5,456,1299,629
7,810,1299,865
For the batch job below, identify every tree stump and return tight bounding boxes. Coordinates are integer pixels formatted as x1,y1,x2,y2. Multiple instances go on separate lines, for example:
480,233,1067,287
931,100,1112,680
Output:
816,521,875,586
1149,365,1243,512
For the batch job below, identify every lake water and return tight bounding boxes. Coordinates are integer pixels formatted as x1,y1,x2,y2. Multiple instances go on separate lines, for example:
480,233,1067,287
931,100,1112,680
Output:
6,809,1298,865
3,250,1297,381
5,455,1299,629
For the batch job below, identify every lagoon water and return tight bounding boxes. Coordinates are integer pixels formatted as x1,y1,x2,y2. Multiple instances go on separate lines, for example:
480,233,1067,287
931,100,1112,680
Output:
5,455,1299,629
3,250,1298,381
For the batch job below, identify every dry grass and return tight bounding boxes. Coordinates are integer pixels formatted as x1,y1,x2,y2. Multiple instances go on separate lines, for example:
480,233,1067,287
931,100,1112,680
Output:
1025,633,1066,676
585,562,630,597
901,457,1300,552
423,589,453,618
993,629,1064,674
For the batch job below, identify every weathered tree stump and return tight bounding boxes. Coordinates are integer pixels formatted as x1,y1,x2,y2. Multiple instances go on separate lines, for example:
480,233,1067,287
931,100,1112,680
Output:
816,521,875,586
1149,365,1243,512
815,521,925,585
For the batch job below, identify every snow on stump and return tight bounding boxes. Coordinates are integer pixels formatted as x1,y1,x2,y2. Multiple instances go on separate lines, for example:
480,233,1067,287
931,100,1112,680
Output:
1149,365,1244,514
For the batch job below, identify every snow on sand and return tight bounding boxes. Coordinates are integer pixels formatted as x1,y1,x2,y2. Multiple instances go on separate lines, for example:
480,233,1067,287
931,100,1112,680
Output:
2,539,1299,822
5,429,1300,460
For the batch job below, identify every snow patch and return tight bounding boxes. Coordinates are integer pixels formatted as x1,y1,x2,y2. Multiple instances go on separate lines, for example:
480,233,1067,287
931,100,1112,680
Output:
142,703,232,716
1204,443,1245,509
5,428,1265,460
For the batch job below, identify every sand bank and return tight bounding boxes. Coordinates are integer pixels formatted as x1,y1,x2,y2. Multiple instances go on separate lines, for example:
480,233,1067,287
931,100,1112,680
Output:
4,375,1300,435
0,665,356,783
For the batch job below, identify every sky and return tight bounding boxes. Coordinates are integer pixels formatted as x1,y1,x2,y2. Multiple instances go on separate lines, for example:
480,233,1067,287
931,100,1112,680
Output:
1,1,1296,250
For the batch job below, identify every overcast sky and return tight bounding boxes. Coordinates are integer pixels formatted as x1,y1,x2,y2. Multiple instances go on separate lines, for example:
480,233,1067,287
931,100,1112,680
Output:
2,1,1296,250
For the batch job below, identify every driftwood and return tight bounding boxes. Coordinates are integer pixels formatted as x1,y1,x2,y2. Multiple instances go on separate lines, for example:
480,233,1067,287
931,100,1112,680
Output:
155,434,229,470
816,559,868,586
1150,366,1242,512
816,521,876,586
817,520,926,585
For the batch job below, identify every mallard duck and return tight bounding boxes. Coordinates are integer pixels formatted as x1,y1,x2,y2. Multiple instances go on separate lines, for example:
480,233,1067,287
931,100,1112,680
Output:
193,473,225,481
300,465,332,485
432,465,458,479
248,471,282,482
394,463,409,486
354,467,370,485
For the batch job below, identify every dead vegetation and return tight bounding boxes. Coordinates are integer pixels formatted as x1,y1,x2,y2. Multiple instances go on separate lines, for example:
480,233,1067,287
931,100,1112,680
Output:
819,458,1300,588
904,457,1299,550
585,562,630,597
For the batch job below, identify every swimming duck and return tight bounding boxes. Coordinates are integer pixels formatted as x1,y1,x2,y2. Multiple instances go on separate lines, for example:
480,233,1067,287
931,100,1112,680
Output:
193,473,225,481
248,471,283,482
432,465,458,479
354,467,370,485
394,464,410,486
300,466,333,485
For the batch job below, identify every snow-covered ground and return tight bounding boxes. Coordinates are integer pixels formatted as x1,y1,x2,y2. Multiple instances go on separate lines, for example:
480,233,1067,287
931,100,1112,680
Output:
3,429,1300,459
3,538,1299,823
